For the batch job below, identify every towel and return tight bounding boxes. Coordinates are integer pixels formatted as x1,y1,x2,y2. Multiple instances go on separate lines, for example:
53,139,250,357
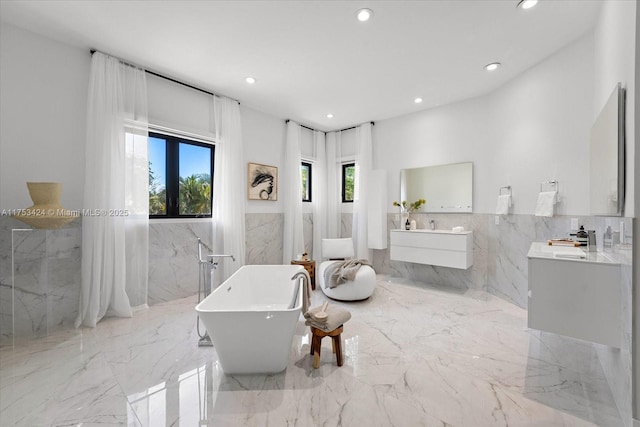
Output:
304,304,352,332
495,194,511,215
535,191,557,217
323,259,372,289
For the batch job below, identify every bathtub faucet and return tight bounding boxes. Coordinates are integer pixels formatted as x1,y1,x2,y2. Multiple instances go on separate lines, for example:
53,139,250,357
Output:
197,238,235,268
207,254,236,267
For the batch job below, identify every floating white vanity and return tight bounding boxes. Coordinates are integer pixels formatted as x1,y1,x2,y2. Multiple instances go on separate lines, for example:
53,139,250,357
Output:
390,229,473,269
527,242,621,348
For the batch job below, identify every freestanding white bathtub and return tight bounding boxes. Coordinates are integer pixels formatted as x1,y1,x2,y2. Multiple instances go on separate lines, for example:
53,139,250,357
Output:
195,264,305,374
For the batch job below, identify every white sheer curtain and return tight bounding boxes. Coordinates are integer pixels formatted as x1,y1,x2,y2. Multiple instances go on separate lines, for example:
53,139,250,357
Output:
282,121,305,263
77,52,149,328
212,95,245,282
312,130,326,260
352,123,373,260
325,131,341,239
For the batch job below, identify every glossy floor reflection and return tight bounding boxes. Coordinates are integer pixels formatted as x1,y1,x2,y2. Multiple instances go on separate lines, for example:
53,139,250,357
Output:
0,275,622,426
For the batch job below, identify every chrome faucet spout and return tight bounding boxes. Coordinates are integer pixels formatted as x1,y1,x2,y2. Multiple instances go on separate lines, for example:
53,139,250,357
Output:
208,254,235,262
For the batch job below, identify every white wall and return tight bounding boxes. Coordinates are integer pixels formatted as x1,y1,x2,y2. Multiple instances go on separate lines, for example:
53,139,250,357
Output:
376,34,594,216
242,105,286,214
0,23,89,210
147,73,214,138
594,0,636,218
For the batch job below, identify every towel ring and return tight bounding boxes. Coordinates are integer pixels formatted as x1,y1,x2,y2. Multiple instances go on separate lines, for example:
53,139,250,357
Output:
540,180,559,193
540,180,559,203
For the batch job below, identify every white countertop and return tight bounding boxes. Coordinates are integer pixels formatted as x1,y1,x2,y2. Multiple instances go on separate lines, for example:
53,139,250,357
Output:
391,229,473,235
527,242,620,265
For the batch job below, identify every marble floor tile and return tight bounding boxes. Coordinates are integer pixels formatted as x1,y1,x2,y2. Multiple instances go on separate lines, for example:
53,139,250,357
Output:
0,275,622,426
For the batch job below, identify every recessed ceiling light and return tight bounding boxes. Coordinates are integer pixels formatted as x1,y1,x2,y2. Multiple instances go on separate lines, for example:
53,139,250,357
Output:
517,0,538,9
326,113,334,119
356,8,374,22
484,62,501,71
245,77,256,84
414,97,423,104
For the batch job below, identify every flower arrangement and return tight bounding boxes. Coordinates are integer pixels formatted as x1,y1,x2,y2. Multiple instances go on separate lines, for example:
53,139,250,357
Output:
393,199,426,213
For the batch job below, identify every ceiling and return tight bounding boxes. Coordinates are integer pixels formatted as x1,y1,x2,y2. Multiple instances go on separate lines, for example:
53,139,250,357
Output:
0,1,600,131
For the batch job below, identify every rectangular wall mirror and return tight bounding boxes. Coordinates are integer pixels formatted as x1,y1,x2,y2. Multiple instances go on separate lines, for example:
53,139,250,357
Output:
590,83,625,216
400,162,473,213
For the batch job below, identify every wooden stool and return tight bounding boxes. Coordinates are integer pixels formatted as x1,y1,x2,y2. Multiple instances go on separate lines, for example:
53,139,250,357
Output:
310,325,344,368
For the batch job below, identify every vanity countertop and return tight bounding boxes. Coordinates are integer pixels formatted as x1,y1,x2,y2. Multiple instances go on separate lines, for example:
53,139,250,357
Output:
392,229,473,235
527,242,620,265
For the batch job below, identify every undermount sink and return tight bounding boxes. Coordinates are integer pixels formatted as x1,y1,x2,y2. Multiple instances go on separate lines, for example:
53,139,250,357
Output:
528,242,619,264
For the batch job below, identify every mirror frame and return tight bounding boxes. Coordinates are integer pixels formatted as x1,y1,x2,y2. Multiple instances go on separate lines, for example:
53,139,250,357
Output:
400,161,473,213
589,83,625,216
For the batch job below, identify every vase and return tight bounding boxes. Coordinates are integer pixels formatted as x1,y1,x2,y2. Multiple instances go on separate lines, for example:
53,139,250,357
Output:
12,182,78,229
400,212,409,230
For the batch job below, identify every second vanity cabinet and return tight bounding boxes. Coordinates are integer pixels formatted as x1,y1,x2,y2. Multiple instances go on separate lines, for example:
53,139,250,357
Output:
390,229,473,269
527,242,621,348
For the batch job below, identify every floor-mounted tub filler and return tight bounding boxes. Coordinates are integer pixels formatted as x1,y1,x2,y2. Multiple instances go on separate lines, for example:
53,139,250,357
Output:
195,264,305,374
196,238,235,347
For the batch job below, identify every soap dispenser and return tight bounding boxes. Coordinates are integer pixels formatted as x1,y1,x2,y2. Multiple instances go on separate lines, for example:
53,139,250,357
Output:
405,218,411,230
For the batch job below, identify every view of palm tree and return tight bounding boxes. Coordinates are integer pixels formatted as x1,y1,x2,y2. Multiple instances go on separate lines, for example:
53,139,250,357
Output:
149,162,166,215
148,134,213,217
344,164,355,201
179,173,211,215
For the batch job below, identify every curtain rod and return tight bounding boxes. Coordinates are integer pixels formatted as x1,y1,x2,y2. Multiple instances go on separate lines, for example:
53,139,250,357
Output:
285,119,318,132
285,119,375,133
337,122,375,132
89,49,240,105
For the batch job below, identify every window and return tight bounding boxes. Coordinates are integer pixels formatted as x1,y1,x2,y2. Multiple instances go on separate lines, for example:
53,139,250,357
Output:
342,163,355,203
301,162,312,202
148,131,214,218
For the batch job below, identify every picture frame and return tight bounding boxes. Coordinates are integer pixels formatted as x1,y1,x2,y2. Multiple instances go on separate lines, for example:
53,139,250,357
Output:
248,162,278,201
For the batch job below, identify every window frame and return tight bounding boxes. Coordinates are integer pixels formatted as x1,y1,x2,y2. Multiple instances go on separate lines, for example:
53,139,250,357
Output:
301,161,312,203
342,162,355,203
149,131,215,219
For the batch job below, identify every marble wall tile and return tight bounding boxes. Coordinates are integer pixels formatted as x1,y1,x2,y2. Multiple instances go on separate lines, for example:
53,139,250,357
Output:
373,213,488,292
245,213,283,265
147,221,213,305
0,217,81,342
341,213,352,238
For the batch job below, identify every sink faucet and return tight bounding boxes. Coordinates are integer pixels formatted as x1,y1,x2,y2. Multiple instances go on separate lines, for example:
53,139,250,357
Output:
429,219,436,230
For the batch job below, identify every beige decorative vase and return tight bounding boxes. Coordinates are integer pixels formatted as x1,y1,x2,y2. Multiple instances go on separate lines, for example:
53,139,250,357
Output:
13,182,78,229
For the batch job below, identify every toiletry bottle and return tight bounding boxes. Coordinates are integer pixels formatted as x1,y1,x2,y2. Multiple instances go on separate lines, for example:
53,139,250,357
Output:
575,226,588,246
405,219,410,230
603,226,612,249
